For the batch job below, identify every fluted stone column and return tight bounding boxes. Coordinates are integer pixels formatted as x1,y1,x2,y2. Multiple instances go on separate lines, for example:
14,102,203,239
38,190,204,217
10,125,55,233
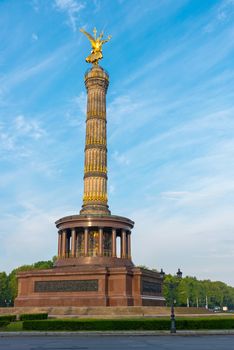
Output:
127,232,131,259
58,232,62,257
71,228,76,257
80,66,110,215
112,228,116,257
62,230,67,258
84,228,88,256
121,229,127,258
66,233,70,257
99,228,103,256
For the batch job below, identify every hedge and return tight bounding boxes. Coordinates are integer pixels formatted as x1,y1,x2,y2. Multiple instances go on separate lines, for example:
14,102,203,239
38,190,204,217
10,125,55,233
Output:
23,318,170,331
176,318,234,330
0,321,10,328
19,313,48,321
22,317,234,331
0,315,16,322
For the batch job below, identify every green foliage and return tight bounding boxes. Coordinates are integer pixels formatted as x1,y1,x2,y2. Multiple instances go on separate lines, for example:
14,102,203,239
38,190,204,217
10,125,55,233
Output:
136,265,150,270
0,315,16,322
0,272,10,306
22,317,234,331
176,317,234,330
32,261,54,269
3,259,54,304
4,321,23,332
0,315,16,329
0,321,10,328
19,313,48,321
23,318,171,331
163,275,234,309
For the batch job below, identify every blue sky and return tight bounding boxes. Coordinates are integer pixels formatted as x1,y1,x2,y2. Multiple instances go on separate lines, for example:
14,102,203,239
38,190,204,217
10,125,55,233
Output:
0,0,234,285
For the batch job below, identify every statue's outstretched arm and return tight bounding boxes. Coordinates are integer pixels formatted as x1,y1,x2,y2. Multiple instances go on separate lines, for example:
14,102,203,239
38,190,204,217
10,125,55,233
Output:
97,31,104,40
80,28,95,47
101,36,112,45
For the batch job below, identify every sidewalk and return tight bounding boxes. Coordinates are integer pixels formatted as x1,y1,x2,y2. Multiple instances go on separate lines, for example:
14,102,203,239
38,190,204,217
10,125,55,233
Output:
1,330,234,337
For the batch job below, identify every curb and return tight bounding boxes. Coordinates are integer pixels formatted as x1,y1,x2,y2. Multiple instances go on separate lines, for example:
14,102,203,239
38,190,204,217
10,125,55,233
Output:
1,330,234,337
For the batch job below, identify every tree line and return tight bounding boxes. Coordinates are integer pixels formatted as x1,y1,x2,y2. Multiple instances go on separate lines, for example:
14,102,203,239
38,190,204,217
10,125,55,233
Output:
0,260,54,306
0,260,234,309
163,274,234,309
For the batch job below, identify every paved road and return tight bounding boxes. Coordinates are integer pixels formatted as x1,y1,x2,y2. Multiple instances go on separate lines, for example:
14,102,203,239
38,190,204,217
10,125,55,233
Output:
0,336,234,350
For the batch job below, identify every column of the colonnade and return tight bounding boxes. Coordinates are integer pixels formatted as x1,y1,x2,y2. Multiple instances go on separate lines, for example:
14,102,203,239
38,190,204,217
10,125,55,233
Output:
112,228,116,257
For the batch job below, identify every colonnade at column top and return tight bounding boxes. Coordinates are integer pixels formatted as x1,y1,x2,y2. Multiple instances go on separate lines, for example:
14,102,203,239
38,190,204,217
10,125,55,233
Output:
58,226,131,260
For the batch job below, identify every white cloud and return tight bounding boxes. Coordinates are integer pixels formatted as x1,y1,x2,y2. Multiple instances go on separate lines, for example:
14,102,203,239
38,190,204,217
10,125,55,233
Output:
109,184,115,194
108,95,141,125
0,132,15,151
112,150,130,165
107,94,147,144
124,46,182,86
73,92,86,115
131,199,234,284
14,115,46,140
0,42,73,92
0,115,47,161
64,92,86,128
0,190,81,272
54,0,85,32
203,0,234,33
107,100,234,285
32,33,38,41
92,0,100,13
31,0,40,12
0,207,58,272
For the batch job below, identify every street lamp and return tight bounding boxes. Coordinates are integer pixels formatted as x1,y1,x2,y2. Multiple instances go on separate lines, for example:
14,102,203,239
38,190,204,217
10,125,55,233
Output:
160,268,183,334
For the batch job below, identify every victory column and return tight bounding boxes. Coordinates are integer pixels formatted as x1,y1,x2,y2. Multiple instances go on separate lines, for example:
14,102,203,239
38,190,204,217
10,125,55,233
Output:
15,29,164,307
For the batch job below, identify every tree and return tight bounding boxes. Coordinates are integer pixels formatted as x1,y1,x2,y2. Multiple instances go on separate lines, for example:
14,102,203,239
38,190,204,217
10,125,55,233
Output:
8,259,54,305
162,275,234,310
0,272,9,306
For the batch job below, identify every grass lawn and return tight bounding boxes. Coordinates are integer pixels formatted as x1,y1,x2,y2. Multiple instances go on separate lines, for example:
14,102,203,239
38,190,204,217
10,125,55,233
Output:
0,322,23,332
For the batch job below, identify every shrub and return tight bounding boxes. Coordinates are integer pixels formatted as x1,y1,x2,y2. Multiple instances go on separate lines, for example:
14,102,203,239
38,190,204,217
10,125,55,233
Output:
22,317,234,331
0,321,10,328
176,317,234,330
23,318,170,331
0,315,16,322
19,313,48,321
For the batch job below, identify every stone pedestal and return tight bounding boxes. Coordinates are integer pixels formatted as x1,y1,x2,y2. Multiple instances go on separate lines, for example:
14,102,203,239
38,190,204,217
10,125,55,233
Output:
15,266,164,307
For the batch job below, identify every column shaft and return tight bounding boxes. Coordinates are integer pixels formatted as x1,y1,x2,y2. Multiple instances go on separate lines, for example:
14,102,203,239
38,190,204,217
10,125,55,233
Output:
58,232,62,257
121,229,127,258
127,232,131,259
66,233,70,257
112,228,116,257
84,228,89,256
62,230,67,258
71,228,76,257
99,228,103,256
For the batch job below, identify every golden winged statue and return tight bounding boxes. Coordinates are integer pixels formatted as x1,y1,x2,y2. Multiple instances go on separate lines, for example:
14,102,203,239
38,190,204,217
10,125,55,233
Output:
80,27,111,65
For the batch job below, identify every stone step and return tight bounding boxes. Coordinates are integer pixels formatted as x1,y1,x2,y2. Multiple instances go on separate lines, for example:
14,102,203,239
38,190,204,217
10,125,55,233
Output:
0,306,212,318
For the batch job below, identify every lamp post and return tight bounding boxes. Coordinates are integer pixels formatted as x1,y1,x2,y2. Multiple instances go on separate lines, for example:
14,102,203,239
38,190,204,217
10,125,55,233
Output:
160,268,183,334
